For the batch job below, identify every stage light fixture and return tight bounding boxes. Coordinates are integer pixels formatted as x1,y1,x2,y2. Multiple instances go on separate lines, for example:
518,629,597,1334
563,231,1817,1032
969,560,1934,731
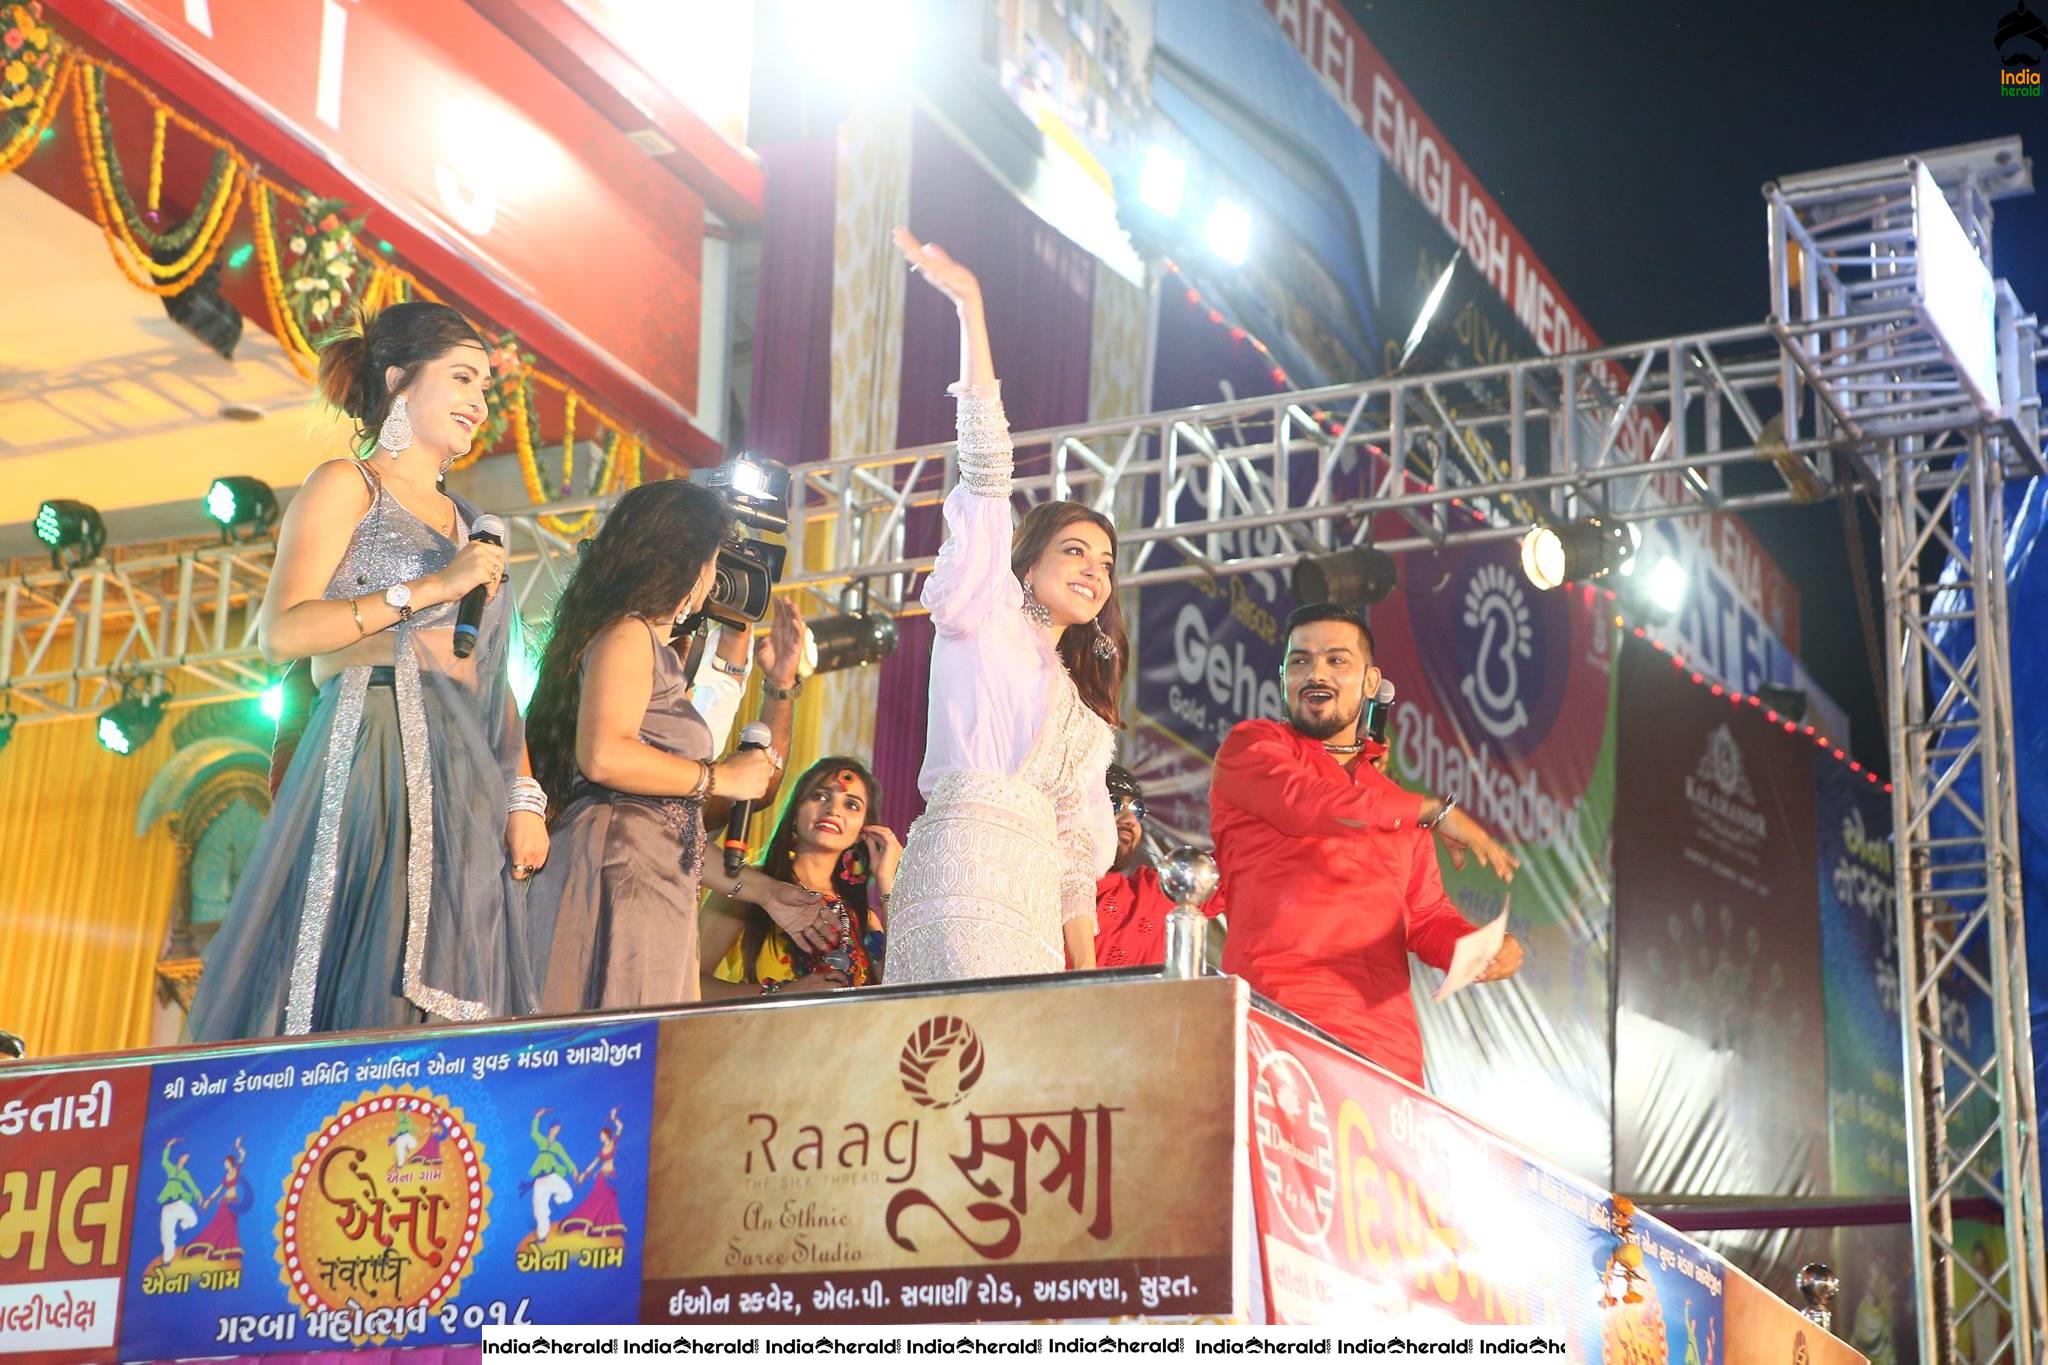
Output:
1756,683,1809,723
154,244,242,361
1520,520,1633,591
801,611,900,677
0,702,15,755
258,682,286,722
97,680,168,757
33,499,106,569
204,476,278,541
1138,144,1187,218
1292,548,1398,607
1204,200,1252,265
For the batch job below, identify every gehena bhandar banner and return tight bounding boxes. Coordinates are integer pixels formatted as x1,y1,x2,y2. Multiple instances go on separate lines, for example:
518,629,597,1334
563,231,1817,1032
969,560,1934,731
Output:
1372,541,1619,1184
115,1022,656,1359
640,977,1244,1325
0,1066,151,1360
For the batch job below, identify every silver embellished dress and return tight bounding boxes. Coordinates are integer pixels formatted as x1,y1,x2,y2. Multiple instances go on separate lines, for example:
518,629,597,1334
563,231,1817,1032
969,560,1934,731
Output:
885,382,1119,983
187,461,537,1040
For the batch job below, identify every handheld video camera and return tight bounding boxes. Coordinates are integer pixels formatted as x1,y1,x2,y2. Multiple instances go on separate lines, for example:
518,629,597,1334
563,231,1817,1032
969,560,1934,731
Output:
689,455,791,630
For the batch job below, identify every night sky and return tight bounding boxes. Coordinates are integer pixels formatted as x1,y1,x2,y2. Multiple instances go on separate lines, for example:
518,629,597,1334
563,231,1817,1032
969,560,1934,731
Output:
1344,0,2048,773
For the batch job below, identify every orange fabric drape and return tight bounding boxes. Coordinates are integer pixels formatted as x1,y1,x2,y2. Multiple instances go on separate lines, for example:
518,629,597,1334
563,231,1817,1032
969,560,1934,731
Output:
0,713,180,1059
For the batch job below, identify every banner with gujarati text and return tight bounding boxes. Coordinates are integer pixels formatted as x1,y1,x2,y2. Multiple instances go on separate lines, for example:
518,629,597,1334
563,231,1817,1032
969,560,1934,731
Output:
0,1066,150,1360
1244,1008,1727,1358
640,977,1245,1325
116,1023,655,1359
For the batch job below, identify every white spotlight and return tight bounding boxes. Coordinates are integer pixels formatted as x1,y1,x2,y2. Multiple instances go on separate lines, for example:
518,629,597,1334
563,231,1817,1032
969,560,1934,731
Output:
1204,200,1252,265
1643,557,1689,616
1138,144,1186,217
791,0,913,91
1520,526,1568,592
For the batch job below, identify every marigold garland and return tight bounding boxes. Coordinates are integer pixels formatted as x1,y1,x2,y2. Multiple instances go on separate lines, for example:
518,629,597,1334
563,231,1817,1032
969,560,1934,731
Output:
250,182,320,376
3,18,655,514
76,63,244,294
0,46,63,175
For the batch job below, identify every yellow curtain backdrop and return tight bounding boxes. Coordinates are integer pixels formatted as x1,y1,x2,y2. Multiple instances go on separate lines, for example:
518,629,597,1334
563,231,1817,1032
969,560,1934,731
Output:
0,713,181,1059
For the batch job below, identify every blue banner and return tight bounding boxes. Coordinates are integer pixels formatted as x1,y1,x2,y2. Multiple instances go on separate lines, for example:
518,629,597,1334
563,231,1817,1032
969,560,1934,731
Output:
118,1022,656,1357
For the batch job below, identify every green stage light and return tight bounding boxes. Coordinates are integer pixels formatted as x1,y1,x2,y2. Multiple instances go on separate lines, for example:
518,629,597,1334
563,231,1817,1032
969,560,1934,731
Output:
34,499,106,569
509,618,540,713
226,242,255,269
98,684,167,757
0,706,15,755
259,682,286,722
204,476,277,541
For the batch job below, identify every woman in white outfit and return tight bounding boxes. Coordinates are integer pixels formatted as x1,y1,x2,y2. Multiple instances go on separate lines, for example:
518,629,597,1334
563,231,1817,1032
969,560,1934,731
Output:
883,228,1124,982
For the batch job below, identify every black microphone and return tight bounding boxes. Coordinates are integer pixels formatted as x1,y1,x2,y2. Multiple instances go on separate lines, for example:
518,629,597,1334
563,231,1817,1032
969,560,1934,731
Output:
722,721,773,876
1364,679,1397,746
452,514,506,660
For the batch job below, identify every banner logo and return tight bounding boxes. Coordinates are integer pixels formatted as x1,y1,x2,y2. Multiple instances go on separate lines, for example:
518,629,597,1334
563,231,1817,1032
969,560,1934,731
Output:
1251,1047,1335,1244
276,1089,488,1330
1683,724,1768,850
141,1136,246,1295
1457,563,1533,741
1697,726,1756,804
899,1018,986,1110
1997,2,2046,93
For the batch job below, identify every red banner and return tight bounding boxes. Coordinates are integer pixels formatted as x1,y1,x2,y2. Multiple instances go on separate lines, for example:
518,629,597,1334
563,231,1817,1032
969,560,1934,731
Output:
1246,1008,1582,1331
0,1065,151,1360
58,0,709,453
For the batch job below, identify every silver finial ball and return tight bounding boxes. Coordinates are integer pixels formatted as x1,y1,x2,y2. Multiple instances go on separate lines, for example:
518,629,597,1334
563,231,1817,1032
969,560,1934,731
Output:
1796,1264,1839,1309
1160,847,1220,910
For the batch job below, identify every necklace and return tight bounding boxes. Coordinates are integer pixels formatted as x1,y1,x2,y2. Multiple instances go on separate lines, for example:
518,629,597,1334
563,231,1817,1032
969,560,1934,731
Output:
1323,739,1367,756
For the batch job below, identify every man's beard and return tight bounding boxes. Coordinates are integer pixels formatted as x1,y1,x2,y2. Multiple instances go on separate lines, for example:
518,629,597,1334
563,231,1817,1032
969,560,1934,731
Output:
1289,700,1361,742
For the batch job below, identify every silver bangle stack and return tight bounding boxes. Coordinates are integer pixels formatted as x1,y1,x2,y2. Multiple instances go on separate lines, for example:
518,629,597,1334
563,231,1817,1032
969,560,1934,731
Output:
686,759,717,802
507,776,547,819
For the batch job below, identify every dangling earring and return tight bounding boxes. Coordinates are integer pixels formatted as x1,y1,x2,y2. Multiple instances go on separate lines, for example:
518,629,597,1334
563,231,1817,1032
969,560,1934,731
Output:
378,394,413,455
1091,619,1118,661
1020,579,1053,630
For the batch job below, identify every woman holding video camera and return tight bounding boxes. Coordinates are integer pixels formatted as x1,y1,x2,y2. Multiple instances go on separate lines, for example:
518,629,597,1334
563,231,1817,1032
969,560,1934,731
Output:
523,480,836,1010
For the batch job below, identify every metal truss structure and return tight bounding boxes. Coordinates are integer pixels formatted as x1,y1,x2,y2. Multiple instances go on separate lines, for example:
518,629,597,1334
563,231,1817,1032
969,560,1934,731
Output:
0,502,604,723
1,137,2043,1361
1766,143,2045,1363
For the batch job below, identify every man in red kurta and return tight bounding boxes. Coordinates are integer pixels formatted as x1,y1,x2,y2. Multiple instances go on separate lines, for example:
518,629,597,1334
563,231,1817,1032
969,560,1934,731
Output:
1210,603,1522,1088
1092,766,1173,967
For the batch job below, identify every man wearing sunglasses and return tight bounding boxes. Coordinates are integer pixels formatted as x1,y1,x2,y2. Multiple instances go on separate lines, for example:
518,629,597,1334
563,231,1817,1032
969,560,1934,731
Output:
1075,766,1175,968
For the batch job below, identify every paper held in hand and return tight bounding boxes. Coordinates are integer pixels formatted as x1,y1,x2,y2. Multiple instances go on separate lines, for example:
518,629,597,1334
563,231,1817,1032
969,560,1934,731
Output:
1432,898,1510,1003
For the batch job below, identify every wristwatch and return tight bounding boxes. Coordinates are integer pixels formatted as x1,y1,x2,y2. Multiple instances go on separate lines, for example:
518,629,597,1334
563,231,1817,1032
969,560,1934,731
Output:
383,582,415,623
762,677,802,701
709,656,749,680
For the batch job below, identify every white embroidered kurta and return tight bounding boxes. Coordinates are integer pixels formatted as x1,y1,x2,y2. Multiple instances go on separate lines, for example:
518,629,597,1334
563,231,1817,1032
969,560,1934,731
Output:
884,381,1118,982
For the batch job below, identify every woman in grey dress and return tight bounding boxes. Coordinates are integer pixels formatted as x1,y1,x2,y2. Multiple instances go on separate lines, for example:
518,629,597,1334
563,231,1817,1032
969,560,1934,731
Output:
188,302,550,1040
523,481,836,1010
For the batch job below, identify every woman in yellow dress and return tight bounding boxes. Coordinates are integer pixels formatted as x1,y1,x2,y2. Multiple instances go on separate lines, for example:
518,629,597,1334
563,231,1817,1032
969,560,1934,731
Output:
699,757,902,997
